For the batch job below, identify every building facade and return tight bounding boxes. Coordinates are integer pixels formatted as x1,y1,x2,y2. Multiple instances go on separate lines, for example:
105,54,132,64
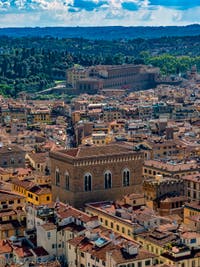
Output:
143,175,185,213
49,144,144,207
0,144,25,168
182,174,200,202
67,64,159,94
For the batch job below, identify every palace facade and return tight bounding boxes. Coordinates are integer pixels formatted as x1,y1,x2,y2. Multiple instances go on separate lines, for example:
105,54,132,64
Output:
49,144,144,207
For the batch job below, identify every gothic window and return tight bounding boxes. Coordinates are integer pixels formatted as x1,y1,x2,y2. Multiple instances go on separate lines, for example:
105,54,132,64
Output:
84,173,92,192
123,168,130,187
65,172,70,190
55,168,60,186
104,171,112,189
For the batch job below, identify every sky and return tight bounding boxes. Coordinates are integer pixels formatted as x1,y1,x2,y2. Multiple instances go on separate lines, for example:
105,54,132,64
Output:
0,0,200,27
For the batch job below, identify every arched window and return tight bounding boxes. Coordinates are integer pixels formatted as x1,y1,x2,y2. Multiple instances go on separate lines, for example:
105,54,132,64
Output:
10,158,15,165
122,168,130,187
55,168,60,186
65,172,70,190
84,173,92,192
104,171,112,189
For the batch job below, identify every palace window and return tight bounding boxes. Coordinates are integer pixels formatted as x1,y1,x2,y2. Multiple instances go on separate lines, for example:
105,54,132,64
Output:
104,171,112,189
123,168,130,187
65,171,70,190
84,173,92,191
55,168,60,186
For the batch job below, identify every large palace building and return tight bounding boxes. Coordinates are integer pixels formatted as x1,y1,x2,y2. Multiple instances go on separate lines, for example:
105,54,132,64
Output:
67,64,160,94
49,144,144,207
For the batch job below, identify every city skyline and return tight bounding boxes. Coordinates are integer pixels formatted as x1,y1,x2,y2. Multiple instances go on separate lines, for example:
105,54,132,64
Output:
0,0,200,27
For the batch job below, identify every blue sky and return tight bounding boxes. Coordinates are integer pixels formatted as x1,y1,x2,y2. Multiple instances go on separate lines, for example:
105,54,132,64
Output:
0,0,200,27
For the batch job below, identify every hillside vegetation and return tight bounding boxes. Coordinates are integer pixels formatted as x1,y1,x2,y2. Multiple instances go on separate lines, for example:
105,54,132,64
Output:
1,33,200,97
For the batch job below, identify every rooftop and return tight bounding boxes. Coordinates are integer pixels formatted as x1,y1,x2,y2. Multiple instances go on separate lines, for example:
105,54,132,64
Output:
0,190,24,201
138,230,177,247
0,144,25,154
144,160,199,172
51,144,141,159
56,202,97,224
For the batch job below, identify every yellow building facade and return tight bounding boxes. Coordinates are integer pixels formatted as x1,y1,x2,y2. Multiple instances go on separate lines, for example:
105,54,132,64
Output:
12,179,52,206
30,110,52,125
0,191,26,240
183,202,200,225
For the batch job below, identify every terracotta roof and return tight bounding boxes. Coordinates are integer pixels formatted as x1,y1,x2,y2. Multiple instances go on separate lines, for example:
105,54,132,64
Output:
12,179,51,195
68,235,85,246
53,144,139,159
41,223,56,231
14,168,32,176
138,230,177,247
0,144,25,154
0,190,24,201
29,185,51,195
27,153,48,163
0,240,12,254
111,248,156,264
13,246,33,258
182,173,200,183
144,160,198,172
12,178,35,190
181,231,200,239
57,202,96,223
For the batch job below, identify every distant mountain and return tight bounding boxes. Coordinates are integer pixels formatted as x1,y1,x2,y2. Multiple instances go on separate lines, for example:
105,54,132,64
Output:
0,25,200,40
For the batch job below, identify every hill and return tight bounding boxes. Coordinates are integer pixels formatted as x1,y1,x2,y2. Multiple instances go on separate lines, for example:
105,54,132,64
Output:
0,25,200,40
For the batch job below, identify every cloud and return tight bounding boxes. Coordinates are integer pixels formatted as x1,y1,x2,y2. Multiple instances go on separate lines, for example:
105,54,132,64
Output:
0,0,199,26
0,0,10,10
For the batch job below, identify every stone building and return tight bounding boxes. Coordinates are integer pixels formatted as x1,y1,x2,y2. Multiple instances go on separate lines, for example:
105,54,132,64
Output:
0,144,25,168
49,144,144,207
67,64,159,94
143,175,185,216
143,160,199,179
182,174,200,202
